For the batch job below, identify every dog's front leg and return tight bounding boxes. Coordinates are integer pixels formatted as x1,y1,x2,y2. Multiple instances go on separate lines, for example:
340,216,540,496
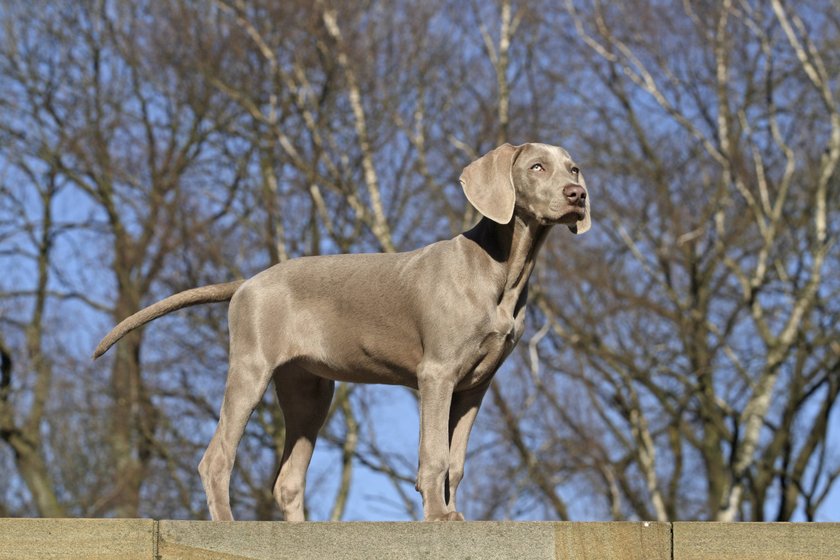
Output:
415,364,460,521
445,383,490,519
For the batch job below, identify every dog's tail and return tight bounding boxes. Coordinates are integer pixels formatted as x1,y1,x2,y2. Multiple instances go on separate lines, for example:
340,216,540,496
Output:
92,280,245,360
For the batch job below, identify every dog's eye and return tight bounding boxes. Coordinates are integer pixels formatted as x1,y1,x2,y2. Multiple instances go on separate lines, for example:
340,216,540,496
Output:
570,166,580,176
530,163,544,171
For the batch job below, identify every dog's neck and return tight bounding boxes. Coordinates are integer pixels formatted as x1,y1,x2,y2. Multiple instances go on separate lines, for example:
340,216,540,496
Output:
465,215,551,313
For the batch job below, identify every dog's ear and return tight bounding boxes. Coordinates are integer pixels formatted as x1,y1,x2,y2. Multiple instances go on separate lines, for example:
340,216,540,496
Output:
569,171,591,234
459,143,517,224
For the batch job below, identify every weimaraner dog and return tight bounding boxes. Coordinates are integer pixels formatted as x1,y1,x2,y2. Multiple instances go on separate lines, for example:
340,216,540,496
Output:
93,142,590,521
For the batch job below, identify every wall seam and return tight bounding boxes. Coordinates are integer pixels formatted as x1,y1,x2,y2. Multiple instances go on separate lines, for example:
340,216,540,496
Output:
670,522,675,560
153,519,160,560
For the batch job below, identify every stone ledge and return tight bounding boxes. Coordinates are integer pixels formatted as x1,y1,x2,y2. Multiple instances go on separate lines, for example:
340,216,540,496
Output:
0,519,837,559
0,518,154,560
673,522,840,560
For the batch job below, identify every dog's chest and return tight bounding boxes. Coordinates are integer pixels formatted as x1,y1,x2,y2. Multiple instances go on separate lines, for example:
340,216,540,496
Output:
458,308,524,389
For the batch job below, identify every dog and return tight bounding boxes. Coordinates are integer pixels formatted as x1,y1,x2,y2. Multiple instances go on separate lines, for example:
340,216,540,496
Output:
94,142,590,521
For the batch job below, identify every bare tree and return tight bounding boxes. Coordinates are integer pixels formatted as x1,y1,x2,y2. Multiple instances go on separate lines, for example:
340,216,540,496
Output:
466,0,840,521
0,167,66,517
0,0,240,516
1,0,837,522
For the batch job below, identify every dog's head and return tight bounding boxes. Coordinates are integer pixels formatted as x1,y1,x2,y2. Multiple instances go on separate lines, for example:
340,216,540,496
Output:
459,142,590,234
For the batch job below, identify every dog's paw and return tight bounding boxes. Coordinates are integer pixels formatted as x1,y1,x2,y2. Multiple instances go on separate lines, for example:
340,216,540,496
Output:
429,511,465,521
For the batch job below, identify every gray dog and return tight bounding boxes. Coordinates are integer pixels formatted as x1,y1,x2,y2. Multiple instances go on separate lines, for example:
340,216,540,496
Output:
94,142,590,521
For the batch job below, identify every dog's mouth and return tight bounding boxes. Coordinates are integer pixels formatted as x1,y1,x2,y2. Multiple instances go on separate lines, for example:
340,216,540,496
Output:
555,205,586,224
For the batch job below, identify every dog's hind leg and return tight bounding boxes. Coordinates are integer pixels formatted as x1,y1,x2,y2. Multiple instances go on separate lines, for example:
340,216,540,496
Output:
198,350,273,521
272,366,335,521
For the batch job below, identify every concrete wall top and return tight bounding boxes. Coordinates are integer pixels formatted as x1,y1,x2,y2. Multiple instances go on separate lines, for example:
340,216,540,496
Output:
0,519,837,560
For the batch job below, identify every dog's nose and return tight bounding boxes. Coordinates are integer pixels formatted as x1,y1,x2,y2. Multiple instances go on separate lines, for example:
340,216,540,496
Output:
563,184,586,204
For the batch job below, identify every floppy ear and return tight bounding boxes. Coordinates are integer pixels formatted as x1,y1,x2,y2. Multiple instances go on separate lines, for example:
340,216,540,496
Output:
459,143,517,224
569,172,591,234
